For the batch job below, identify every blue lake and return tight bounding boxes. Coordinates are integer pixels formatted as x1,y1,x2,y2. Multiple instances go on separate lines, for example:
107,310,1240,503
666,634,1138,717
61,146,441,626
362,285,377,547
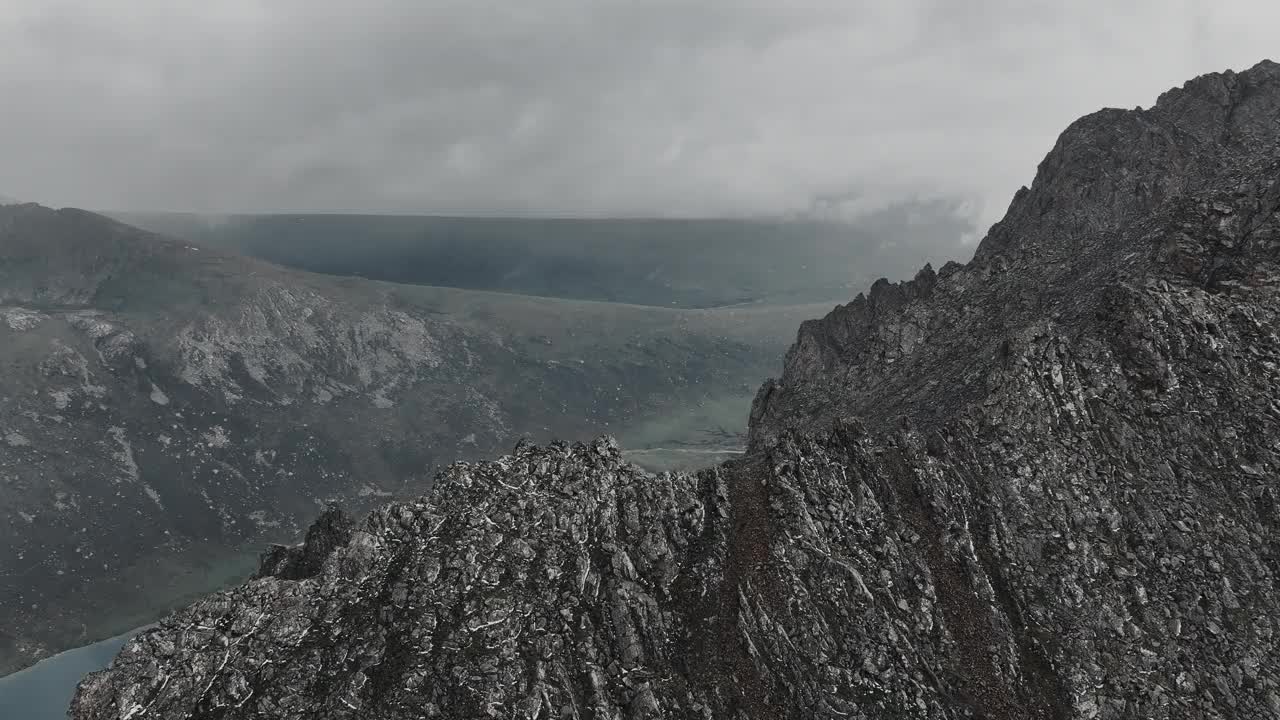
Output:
0,629,141,720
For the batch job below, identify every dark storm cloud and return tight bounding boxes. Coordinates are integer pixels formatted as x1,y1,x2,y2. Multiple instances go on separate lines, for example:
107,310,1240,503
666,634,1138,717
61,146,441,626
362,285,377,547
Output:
0,1,1275,223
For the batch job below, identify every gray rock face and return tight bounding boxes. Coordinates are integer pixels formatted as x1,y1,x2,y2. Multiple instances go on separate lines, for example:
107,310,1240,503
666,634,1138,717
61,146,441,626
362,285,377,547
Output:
70,60,1280,719
750,58,1280,446
0,204,810,676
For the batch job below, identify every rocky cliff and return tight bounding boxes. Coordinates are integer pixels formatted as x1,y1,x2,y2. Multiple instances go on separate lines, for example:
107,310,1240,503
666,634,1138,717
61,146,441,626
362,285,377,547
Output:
0,205,813,676
70,60,1280,719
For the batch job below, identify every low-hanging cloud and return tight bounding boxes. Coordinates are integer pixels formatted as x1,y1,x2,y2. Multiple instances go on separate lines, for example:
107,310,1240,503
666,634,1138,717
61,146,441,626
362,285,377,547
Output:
0,0,1275,226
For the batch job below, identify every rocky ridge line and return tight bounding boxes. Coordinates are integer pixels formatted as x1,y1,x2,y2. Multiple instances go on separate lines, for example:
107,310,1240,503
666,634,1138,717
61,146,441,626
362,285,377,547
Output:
69,60,1280,719
0,199,795,676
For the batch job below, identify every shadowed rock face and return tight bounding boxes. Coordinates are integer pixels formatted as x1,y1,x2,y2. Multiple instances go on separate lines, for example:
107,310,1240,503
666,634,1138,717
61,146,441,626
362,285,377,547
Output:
0,203,811,677
749,58,1280,446
70,60,1280,719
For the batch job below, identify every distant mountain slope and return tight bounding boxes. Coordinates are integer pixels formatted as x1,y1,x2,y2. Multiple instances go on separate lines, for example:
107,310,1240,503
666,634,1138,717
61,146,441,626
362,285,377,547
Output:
108,206,975,308
69,60,1280,720
0,204,821,675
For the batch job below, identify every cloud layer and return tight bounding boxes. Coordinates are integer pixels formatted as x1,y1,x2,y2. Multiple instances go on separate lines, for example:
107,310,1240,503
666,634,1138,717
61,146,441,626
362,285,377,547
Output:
1,0,1275,225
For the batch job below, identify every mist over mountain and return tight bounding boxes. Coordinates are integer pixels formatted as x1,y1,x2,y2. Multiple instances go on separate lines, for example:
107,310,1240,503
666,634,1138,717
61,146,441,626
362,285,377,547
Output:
66,59,1280,720
4,2,1277,228
110,198,976,309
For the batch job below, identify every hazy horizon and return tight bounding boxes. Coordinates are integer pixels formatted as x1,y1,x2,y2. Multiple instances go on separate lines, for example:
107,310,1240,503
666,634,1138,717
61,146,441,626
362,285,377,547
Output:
2,2,1276,227
97,195,974,223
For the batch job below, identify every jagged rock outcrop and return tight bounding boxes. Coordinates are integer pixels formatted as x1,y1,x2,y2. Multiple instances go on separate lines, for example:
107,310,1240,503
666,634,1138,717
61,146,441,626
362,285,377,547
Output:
70,60,1280,719
0,203,811,676
750,58,1280,445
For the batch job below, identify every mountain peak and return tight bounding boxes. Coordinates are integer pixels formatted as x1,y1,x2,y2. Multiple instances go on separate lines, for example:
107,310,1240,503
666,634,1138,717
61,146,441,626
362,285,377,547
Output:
1153,57,1280,119
972,58,1280,265
69,62,1280,720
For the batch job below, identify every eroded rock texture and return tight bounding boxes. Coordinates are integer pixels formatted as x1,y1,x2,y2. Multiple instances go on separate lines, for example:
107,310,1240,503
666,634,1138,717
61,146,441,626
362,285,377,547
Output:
0,203,802,675
71,61,1280,718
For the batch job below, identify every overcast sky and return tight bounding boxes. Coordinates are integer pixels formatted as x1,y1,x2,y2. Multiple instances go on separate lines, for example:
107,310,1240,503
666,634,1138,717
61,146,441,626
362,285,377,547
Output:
0,1,1275,225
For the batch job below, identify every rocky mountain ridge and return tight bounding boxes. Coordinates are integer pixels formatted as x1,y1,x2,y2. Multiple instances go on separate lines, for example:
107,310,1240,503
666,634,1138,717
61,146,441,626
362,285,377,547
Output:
69,60,1280,719
750,57,1280,446
0,204,816,676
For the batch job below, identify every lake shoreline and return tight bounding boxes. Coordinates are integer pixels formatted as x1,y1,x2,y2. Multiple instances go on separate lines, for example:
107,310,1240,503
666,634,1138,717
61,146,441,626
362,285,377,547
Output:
0,626,146,720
